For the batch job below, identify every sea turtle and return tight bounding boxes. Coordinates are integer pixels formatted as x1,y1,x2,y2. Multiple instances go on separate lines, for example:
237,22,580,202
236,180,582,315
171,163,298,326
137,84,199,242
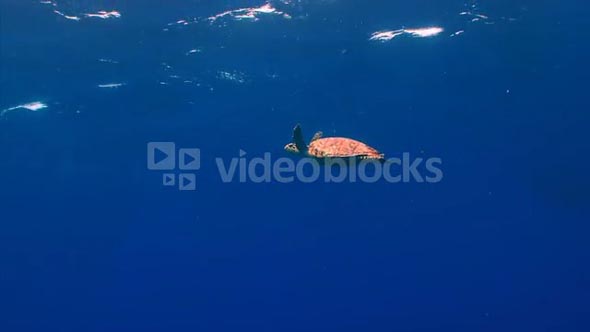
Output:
284,124,384,161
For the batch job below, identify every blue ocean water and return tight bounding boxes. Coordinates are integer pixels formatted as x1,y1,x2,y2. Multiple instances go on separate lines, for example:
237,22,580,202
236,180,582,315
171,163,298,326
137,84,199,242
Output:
1,0,589,331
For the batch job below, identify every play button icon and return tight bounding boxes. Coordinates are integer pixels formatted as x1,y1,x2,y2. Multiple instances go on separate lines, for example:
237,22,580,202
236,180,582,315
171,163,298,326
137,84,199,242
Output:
179,148,200,170
179,173,196,191
162,173,175,186
147,142,176,170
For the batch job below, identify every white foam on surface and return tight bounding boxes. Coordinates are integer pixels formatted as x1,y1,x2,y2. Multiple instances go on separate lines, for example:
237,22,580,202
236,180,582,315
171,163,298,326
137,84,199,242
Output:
208,3,291,23
186,49,202,55
405,27,444,38
54,10,81,21
98,83,125,88
1,101,48,117
370,27,444,42
460,11,489,20
85,11,121,19
369,30,405,42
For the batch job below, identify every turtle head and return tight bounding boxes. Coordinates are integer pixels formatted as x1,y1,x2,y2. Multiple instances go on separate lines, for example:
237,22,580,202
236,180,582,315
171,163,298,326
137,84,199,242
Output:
284,142,301,155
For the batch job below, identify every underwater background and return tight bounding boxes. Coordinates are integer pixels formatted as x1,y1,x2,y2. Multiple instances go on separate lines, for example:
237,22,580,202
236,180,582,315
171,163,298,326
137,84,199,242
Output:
1,0,589,331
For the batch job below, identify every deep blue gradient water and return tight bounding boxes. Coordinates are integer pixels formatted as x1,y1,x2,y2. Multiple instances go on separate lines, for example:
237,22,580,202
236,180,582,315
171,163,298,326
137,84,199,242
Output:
1,1,589,331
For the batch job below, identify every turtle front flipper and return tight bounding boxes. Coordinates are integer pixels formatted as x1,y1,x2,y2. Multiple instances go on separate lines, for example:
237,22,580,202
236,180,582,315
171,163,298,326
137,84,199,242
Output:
292,124,307,153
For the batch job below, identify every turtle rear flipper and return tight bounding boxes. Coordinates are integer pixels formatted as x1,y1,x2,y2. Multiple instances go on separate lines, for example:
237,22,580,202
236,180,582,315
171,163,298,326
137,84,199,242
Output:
292,124,307,152
311,131,323,142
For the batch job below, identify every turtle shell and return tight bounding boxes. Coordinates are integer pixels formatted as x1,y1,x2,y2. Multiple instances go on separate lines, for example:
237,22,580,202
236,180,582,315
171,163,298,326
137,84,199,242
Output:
308,137,384,160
